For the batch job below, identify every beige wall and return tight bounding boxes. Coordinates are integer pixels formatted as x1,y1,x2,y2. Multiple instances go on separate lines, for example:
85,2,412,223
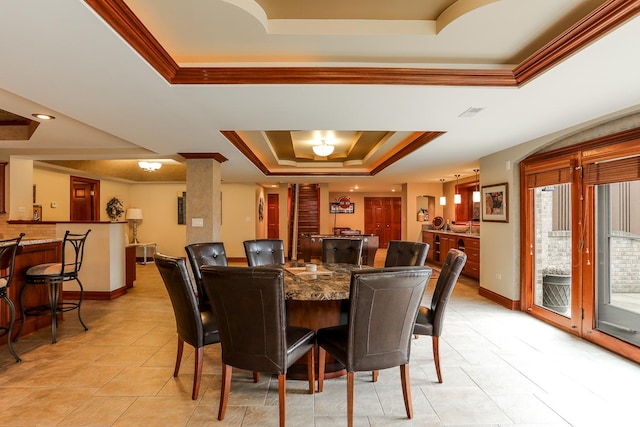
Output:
8,158,34,221
405,182,444,242
327,191,403,234
220,183,259,258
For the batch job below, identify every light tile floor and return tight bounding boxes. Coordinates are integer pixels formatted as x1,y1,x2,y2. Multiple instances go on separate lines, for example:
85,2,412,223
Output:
1,252,639,426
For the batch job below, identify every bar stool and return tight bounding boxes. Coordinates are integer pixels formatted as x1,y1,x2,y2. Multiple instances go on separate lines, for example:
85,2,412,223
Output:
0,233,25,362
17,229,91,344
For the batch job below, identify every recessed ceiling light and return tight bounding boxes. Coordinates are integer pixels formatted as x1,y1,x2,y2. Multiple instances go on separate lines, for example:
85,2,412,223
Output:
32,113,55,120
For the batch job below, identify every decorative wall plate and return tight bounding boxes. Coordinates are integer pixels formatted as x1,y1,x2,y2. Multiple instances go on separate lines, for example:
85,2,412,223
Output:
432,216,444,230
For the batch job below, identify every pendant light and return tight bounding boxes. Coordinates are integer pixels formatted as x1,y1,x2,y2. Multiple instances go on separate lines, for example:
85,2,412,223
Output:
472,169,481,202
454,174,461,204
439,179,446,206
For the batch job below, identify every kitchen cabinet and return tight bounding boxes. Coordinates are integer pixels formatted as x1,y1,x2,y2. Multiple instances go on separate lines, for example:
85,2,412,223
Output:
422,230,480,280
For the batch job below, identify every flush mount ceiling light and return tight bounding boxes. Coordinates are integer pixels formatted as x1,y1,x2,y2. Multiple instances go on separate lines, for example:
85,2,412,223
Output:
138,161,162,172
312,140,334,157
31,113,55,120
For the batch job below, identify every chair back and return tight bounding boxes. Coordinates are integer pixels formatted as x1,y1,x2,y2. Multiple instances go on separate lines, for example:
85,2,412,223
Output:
61,229,91,277
322,238,363,265
0,233,25,289
243,239,285,266
427,249,467,336
201,265,288,374
185,242,227,308
347,266,431,372
155,253,205,348
384,241,429,267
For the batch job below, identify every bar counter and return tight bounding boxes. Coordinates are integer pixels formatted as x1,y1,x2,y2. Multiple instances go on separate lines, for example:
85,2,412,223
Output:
0,239,62,340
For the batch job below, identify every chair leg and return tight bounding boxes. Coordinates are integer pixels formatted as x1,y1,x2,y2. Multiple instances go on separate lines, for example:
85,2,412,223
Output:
48,278,61,344
3,296,20,362
318,346,326,392
218,362,232,421
400,364,413,419
15,281,29,342
372,370,378,382
192,346,203,400
278,373,286,427
74,277,89,331
306,347,315,394
347,371,354,427
174,336,184,377
253,372,260,383
432,336,442,383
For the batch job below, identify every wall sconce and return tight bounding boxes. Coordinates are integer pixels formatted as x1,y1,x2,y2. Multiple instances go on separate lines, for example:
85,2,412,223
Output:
138,161,162,172
472,169,481,202
125,208,143,244
454,174,461,204
439,178,447,206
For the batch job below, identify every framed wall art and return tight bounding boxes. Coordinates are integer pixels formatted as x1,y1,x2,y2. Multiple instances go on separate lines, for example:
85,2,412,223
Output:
329,202,355,214
481,182,508,222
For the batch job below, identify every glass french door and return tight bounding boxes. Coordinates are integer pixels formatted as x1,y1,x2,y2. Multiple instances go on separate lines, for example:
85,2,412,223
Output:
533,183,572,317
594,180,640,347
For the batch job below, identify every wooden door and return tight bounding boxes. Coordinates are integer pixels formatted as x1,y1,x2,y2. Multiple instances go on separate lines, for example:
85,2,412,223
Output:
364,197,401,248
267,193,279,238
70,176,100,221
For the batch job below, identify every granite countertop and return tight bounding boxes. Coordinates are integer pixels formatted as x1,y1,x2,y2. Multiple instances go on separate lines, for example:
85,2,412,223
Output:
421,227,480,238
19,238,62,246
284,262,371,301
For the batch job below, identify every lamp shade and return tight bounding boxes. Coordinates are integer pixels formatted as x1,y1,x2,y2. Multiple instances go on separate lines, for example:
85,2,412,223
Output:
439,196,446,206
125,208,143,220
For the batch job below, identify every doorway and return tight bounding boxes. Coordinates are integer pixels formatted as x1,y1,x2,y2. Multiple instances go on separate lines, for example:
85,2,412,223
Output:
363,197,401,248
267,193,279,238
70,176,100,221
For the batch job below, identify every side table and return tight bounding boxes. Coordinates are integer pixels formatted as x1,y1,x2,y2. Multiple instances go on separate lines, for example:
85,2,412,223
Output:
127,242,158,265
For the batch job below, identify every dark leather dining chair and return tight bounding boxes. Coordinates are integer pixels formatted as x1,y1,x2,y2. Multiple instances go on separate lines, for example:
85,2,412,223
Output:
243,239,285,266
185,242,227,311
18,229,91,344
0,233,25,362
384,240,429,267
317,266,432,426
413,248,467,383
201,265,315,427
321,238,363,265
155,253,220,400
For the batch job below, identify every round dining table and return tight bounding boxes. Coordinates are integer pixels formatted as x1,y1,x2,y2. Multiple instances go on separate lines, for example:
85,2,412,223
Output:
283,262,371,379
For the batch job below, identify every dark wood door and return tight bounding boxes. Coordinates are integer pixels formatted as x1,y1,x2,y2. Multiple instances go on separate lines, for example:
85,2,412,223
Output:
364,197,401,248
267,193,279,238
70,176,100,221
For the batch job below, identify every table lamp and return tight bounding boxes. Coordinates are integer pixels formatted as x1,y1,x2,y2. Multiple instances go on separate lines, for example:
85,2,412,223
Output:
125,208,143,244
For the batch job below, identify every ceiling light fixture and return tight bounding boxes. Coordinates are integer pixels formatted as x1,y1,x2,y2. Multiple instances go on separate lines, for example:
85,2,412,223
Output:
138,161,162,172
454,174,461,204
32,113,55,120
312,140,334,157
439,179,446,206
473,169,481,202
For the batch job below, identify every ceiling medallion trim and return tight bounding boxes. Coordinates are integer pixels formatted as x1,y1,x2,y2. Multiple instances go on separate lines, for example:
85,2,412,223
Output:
221,130,444,177
85,0,639,87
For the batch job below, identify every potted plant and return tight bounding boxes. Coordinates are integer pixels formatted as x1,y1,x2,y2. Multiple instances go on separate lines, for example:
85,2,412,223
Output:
541,267,571,313
106,197,124,221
